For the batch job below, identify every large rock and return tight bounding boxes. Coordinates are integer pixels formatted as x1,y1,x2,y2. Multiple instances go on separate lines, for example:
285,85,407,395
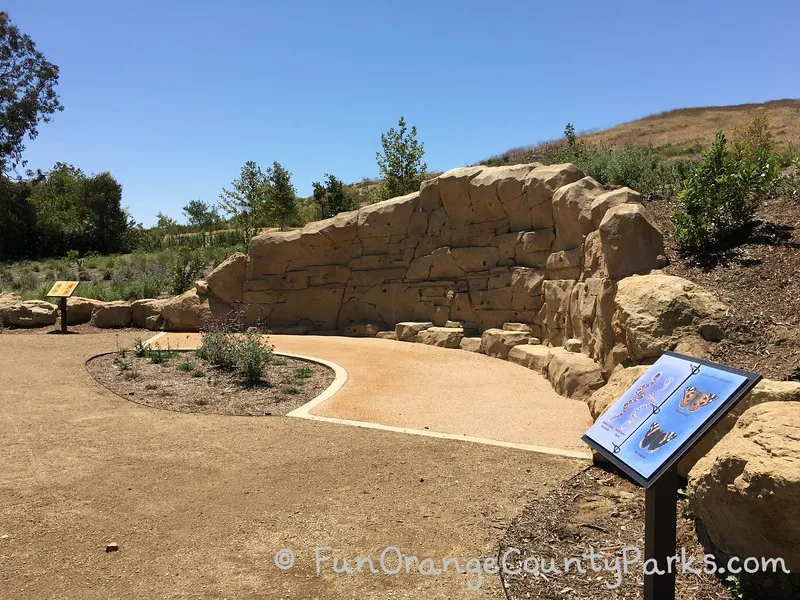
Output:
395,321,433,342
206,252,247,303
547,347,605,400
689,402,800,572
507,344,551,374
65,296,104,325
0,293,23,326
587,365,650,421
131,298,168,330
90,301,132,328
416,326,464,348
6,300,58,327
551,176,604,251
599,204,665,279
590,187,642,228
614,273,728,361
161,289,211,331
459,337,483,353
480,328,531,359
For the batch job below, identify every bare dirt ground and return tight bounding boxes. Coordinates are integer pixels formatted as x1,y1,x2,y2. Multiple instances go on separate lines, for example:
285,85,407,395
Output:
0,332,586,599
87,351,334,416
644,194,800,381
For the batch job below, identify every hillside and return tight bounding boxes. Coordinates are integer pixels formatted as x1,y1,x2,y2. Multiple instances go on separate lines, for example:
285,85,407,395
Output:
492,98,800,164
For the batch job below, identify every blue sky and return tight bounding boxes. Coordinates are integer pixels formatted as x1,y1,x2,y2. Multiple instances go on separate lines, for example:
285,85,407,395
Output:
6,1,798,226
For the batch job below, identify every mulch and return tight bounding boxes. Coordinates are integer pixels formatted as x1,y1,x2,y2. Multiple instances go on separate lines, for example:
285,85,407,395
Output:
643,195,800,381
499,466,796,600
86,351,335,416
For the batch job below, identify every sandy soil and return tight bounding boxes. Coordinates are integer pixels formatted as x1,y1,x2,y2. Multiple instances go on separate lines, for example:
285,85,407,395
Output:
0,331,586,599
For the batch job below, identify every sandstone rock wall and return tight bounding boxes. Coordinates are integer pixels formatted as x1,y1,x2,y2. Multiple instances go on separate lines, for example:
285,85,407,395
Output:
203,162,667,373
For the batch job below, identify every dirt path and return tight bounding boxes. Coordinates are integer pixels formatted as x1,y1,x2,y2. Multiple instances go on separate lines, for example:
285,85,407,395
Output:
0,332,586,599
153,333,593,456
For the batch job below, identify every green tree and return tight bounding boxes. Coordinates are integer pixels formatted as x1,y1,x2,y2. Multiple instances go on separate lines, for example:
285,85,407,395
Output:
182,199,220,246
311,173,355,220
29,163,129,256
266,161,297,231
0,12,63,173
219,161,271,243
0,175,36,259
376,116,427,198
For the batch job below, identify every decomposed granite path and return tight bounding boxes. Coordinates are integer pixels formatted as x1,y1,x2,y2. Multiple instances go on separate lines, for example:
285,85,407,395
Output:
0,332,588,599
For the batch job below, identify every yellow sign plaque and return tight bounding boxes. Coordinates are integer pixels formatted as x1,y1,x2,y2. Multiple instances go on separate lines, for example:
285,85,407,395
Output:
47,281,80,298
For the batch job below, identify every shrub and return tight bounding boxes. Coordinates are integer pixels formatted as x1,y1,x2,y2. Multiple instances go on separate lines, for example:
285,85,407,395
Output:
672,132,779,250
177,360,195,372
170,249,204,295
196,326,236,368
232,329,273,386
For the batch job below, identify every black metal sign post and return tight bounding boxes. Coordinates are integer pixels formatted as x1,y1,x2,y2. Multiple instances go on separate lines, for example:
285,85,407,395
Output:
644,463,678,600
582,352,762,600
59,296,68,333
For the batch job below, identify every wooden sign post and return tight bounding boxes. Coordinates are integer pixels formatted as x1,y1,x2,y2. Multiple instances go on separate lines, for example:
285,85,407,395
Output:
46,281,80,333
582,352,761,600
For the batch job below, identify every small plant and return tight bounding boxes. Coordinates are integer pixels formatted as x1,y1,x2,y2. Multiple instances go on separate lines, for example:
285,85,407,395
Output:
676,487,694,518
281,386,300,395
192,370,205,378
177,360,195,372
724,574,744,599
148,346,176,365
790,365,800,382
133,338,148,358
294,367,312,380
271,357,287,366
232,328,273,386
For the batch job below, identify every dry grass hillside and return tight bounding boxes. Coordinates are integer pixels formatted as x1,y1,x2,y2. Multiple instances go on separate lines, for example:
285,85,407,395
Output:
499,99,800,162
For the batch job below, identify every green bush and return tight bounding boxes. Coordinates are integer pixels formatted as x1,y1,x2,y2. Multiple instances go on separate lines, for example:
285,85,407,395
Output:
196,326,237,369
170,249,204,295
232,329,273,386
672,132,779,250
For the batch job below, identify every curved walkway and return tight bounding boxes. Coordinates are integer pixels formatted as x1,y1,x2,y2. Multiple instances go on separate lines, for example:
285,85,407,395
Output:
0,332,587,599
151,333,593,457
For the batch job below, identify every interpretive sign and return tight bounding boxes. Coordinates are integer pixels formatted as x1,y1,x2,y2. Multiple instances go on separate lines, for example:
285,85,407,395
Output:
583,351,760,488
46,281,80,333
47,281,80,298
582,351,761,600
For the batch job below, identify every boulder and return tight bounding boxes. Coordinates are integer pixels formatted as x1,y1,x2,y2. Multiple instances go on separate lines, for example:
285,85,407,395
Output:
502,322,535,333
547,347,605,400
599,204,665,279
587,365,650,421
614,273,728,361
7,300,58,328
590,187,642,227
90,301,132,328
551,176,604,251
416,326,464,348
480,328,532,359
688,402,800,572
507,344,551,374
131,298,168,330
65,297,104,325
564,338,582,353
161,289,210,331
206,252,247,304
376,331,397,340
0,293,23,326
395,321,433,342
459,337,483,353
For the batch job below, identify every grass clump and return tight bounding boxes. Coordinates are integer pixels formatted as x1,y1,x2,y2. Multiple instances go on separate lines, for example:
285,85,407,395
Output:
177,360,195,372
294,367,312,380
281,387,300,395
